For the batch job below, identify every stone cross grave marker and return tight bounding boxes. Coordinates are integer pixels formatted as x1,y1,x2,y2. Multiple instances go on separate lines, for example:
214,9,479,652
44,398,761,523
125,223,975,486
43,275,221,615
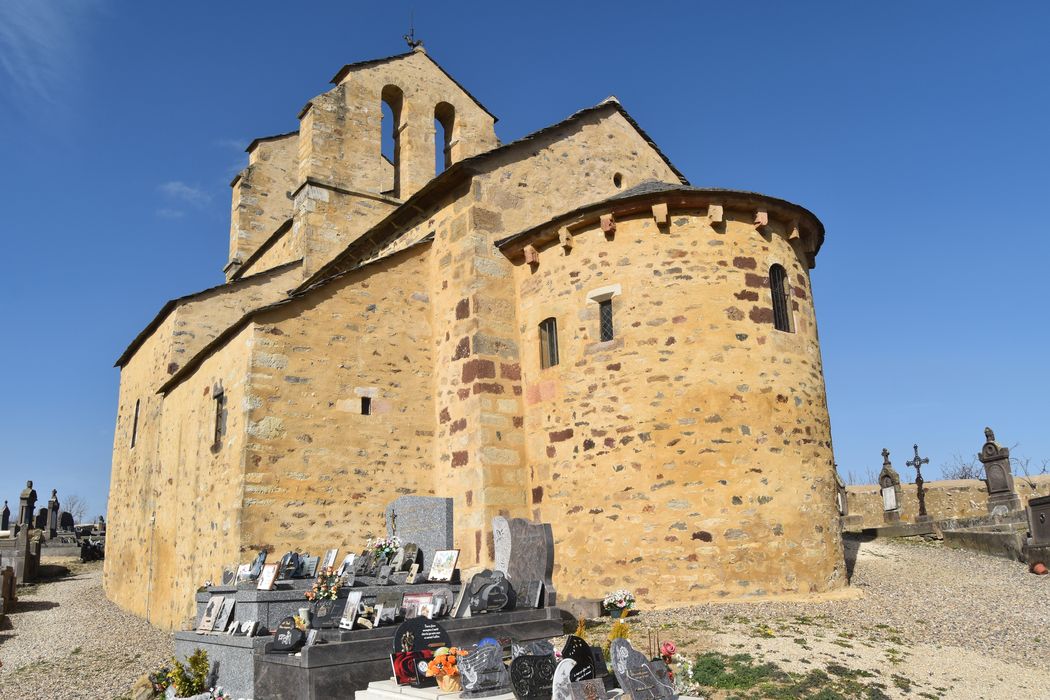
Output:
978,427,1022,514
907,444,931,521
386,496,453,575
492,516,557,605
878,449,902,523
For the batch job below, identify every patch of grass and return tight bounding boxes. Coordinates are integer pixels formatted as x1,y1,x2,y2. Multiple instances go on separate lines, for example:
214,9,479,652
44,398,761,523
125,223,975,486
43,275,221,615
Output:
685,652,894,699
689,652,787,690
71,646,82,655
892,674,912,692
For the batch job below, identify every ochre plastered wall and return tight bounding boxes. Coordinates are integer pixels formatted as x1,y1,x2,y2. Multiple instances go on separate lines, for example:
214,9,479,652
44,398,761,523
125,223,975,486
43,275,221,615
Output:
510,206,843,605
846,475,1050,529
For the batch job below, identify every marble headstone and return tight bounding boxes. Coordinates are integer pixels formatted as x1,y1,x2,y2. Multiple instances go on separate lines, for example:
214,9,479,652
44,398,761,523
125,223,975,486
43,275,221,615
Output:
460,643,512,698
510,654,557,700
492,516,557,605
386,496,454,575
552,659,576,700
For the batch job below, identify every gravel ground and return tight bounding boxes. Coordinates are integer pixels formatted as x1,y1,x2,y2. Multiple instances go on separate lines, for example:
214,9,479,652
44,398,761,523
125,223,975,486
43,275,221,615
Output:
1,539,1047,699
595,536,1050,699
0,558,173,699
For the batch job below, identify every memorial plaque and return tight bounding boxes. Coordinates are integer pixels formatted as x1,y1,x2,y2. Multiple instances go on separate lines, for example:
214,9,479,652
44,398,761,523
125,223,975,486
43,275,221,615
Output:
468,569,512,614
461,643,512,698
392,617,451,653
450,583,471,618
552,658,576,700
622,664,676,700
213,597,235,635
561,636,594,681
338,591,364,631
257,563,279,590
377,565,394,585
589,647,608,678
272,616,305,652
610,639,648,691
881,486,897,512
402,592,435,620
221,568,236,586
492,516,557,605
400,543,421,572
321,548,339,570
197,596,224,632
312,596,347,628
235,563,252,583
249,551,267,579
354,550,374,576
376,589,403,623
301,555,320,578
570,679,608,700
430,586,455,616
510,654,557,700
391,650,436,687
337,553,356,577
405,563,420,584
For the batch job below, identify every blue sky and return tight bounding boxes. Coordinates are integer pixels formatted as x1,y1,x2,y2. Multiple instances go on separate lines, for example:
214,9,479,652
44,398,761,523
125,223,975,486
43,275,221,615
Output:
1,1,1048,517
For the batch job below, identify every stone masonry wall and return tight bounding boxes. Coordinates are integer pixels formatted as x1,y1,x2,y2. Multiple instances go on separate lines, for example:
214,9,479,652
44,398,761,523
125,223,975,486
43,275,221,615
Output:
227,133,298,278
846,475,1050,529
238,246,436,568
510,204,843,606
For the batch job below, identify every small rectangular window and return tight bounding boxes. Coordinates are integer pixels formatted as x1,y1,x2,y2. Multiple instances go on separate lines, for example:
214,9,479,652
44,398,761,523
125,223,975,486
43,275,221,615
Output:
769,264,793,333
213,391,227,448
361,396,372,415
539,317,559,369
599,299,614,342
130,399,140,449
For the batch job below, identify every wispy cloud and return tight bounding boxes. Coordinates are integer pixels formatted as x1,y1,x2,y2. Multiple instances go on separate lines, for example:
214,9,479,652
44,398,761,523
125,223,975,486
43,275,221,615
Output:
156,180,212,219
0,0,102,109
214,138,247,151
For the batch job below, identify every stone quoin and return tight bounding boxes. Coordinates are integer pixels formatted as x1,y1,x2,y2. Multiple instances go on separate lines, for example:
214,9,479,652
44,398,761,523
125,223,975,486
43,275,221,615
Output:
105,46,843,629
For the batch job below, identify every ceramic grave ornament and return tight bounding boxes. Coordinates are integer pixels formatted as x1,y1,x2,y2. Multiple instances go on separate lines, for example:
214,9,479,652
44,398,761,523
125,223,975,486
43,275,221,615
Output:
460,643,512,698
552,658,576,700
510,654,557,700
560,635,595,681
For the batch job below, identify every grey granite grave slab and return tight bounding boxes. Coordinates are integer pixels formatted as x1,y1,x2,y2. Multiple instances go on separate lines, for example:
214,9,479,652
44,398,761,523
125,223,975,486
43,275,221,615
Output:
386,496,454,575
255,607,564,700
174,632,270,700
492,517,557,605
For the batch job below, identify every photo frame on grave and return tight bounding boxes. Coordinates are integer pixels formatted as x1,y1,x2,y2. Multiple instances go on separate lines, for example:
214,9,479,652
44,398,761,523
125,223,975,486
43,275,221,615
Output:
401,592,434,620
213,597,236,635
197,596,224,632
321,548,339,570
375,589,403,623
427,549,460,582
399,543,421,572
257,563,279,591
405,563,420,584
221,567,236,586
337,591,364,631
235,563,252,584
430,587,455,617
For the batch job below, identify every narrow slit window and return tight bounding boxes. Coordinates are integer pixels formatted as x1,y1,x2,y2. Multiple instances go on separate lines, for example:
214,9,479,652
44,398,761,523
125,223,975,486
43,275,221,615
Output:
769,264,793,332
361,396,372,415
599,299,614,342
130,399,140,449
539,317,559,369
213,390,227,448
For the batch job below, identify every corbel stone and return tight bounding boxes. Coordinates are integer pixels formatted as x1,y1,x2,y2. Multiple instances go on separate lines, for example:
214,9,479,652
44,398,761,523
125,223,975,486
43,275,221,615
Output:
523,245,539,265
600,213,616,235
788,221,802,241
708,204,724,224
651,202,669,227
559,226,573,249
754,210,769,230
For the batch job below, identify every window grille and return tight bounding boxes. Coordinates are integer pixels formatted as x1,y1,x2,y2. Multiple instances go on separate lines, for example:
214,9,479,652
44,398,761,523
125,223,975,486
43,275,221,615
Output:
599,299,614,342
130,399,140,449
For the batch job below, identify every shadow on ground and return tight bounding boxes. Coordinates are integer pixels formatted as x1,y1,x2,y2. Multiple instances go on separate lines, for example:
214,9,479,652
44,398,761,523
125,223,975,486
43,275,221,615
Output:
843,532,873,582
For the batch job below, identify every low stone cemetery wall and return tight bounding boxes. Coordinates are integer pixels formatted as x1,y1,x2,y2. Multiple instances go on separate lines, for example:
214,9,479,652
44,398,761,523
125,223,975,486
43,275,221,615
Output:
846,474,1050,529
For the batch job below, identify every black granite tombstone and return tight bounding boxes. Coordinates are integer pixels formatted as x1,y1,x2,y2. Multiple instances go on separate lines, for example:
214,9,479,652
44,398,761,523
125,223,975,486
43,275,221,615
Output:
493,516,557,605
512,640,555,659
392,618,451,653
399,543,421,572
460,643,512,698
468,570,512,614
34,508,48,530
272,617,305,652
561,636,595,682
58,511,74,531
511,654,557,700
311,597,348,629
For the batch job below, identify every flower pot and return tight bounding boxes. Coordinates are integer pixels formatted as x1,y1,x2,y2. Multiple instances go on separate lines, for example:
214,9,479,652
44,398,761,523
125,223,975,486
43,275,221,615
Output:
436,675,462,692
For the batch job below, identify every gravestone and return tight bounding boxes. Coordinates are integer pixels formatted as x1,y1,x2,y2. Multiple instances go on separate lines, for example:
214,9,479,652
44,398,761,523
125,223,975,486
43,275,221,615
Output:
392,618,451,653
510,654,557,700
492,516,557,605
552,658,576,700
34,508,48,531
978,427,1022,514
1027,495,1050,546
467,569,512,614
460,643,512,698
560,636,595,681
47,490,59,537
386,496,454,575
1,501,8,531
878,449,902,523
272,616,305,652
17,481,37,529
512,640,555,659
58,511,74,531
610,639,676,700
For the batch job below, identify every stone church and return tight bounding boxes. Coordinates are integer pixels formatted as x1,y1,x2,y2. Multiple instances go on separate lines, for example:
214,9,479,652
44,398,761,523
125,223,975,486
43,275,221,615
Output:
106,47,843,629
